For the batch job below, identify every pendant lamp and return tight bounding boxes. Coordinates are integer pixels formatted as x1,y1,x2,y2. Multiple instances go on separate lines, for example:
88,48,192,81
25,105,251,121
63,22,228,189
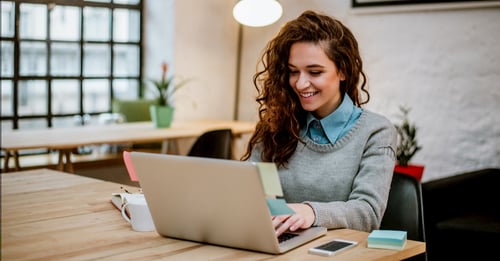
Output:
233,0,283,27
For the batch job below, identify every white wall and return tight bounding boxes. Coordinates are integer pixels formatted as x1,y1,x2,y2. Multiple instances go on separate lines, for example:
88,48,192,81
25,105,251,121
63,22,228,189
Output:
174,1,239,121
344,3,500,182
147,0,500,182
143,0,175,87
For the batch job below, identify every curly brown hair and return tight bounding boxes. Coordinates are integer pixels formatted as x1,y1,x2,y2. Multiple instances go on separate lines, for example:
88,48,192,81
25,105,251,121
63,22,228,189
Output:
241,10,369,168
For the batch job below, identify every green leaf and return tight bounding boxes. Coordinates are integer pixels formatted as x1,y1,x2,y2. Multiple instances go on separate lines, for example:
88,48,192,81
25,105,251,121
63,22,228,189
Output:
394,106,421,166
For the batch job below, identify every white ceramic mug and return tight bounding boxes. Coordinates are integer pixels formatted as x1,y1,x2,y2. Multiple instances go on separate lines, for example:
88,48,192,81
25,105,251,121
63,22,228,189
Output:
121,195,155,232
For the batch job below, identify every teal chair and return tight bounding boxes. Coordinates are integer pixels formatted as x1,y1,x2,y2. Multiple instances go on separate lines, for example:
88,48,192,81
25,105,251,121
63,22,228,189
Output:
111,99,158,122
112,99,161,150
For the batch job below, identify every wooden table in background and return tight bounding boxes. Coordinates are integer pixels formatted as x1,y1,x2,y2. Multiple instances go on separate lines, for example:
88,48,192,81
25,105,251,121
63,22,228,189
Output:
1,168,426,260
1,119,256,173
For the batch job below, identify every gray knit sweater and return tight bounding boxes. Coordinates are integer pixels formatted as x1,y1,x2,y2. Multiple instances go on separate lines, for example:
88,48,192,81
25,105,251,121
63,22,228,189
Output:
250,110,397,232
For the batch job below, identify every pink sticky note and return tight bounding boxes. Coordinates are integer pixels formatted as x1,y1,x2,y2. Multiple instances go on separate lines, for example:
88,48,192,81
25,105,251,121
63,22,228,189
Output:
123,151,138,182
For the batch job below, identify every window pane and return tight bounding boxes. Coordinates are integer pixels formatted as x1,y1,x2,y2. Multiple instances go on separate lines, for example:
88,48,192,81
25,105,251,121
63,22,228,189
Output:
84,7,110,41
1,1,15,37
53,116,82,128
113,79,139,100
83,43,110,76
113,44,139,76
50,5,81,41
113,9,140,42
18,118,47,130
114,0,140,4
20,3,47,40
20,41,47,76
83,79,110,113
18,80,47,116
1,120,13,133
52,80,80,114
1,41,14,77
51,43,80,76
1,80,13,116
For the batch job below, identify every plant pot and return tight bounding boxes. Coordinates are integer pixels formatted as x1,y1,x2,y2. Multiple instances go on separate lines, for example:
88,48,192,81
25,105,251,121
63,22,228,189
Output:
394,164,425,181
149,105,174,128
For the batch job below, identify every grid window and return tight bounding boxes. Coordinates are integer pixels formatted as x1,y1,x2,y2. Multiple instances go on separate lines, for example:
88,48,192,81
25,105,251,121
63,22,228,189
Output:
0,0,143,132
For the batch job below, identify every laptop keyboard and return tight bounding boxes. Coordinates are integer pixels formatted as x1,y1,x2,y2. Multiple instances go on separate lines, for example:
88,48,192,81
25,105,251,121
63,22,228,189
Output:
278,232,299,243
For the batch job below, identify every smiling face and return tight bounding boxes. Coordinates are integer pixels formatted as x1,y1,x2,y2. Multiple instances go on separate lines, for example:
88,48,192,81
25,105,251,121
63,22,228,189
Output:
288,42,345,119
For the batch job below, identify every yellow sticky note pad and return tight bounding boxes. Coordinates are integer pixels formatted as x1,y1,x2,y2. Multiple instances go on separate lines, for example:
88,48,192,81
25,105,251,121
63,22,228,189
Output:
256,162,283,197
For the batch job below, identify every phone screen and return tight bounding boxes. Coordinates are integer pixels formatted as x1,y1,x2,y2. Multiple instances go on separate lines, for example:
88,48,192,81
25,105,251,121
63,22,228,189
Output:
316,240,354,251
308,239,358,256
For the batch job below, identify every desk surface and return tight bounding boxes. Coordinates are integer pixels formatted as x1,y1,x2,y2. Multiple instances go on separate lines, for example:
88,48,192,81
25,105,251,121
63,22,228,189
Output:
1,168,425,260
1,119,256,151
1,119,256,172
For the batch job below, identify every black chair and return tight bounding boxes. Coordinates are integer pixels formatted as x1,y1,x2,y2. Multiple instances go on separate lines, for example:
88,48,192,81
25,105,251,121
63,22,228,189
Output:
187,129,233,159
380,172,427,261
422,168,500,260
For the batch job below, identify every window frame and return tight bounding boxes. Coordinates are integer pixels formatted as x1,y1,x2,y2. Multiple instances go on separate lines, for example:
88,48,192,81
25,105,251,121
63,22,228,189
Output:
0,0,144,131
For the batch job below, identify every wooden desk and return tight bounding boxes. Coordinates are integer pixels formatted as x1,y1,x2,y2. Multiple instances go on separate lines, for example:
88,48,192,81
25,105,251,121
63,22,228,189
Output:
1,169,426,260
1,119,255,173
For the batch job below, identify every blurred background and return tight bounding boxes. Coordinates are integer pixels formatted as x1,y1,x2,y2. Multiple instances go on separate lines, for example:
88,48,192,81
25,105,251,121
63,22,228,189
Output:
1,0,499,182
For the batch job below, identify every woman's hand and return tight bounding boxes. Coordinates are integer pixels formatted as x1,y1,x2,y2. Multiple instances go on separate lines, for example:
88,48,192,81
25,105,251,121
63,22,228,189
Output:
272,203,315,237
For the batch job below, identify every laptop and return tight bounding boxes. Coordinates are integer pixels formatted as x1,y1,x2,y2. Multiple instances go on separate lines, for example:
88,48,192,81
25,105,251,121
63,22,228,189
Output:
129,151,327,254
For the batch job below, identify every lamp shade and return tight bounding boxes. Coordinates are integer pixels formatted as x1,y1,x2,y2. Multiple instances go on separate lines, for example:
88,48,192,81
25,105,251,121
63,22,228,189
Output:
233,0,283,27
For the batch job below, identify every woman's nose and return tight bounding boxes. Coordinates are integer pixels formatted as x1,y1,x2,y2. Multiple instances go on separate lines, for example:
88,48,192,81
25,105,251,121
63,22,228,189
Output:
296,74,310,89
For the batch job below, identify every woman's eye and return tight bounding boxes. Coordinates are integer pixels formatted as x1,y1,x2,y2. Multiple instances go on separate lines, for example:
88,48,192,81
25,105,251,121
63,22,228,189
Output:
310,71,322,75
289,70,299,75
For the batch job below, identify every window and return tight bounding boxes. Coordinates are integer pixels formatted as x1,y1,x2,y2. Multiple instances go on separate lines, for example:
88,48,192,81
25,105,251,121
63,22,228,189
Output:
1,0,143,133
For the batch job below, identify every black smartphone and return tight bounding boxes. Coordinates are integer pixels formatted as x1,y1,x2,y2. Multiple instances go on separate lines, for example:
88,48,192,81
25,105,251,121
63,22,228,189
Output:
308,239,358,256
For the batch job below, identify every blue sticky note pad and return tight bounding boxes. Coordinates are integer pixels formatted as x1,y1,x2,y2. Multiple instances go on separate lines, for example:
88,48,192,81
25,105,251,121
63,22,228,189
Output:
368,230,407,250
266,198,295,216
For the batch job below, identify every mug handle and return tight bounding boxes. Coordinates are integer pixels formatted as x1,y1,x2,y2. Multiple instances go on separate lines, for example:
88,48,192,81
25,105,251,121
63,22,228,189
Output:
121,202,131,223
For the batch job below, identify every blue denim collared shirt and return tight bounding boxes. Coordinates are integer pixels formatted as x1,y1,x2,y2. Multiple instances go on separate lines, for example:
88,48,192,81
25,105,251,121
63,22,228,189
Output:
301,94,362,144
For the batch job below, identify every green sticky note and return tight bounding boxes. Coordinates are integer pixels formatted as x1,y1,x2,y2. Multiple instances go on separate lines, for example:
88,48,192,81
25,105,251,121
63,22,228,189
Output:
266,198,295,216
256,162,283,197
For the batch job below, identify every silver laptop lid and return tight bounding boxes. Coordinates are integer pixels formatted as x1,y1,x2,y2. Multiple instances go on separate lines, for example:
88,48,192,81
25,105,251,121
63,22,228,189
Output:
130,152,283,254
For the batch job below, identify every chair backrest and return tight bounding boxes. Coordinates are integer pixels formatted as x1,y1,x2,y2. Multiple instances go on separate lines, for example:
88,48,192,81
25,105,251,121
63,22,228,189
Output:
381,172,426,242
112,99,157,122
187,129,233,159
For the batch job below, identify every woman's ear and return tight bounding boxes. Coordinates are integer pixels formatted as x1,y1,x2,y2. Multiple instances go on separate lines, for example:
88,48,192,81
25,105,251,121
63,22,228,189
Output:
339,71,346,81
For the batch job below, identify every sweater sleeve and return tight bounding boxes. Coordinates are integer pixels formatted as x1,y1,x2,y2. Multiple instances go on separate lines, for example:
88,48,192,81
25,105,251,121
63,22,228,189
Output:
308,116,397,232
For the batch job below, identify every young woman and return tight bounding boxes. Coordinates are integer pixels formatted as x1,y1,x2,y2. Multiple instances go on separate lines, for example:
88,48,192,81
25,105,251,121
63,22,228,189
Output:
241,10,397,236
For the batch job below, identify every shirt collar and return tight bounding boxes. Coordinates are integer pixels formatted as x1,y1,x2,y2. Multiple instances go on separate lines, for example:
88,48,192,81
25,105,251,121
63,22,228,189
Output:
302,94,356,143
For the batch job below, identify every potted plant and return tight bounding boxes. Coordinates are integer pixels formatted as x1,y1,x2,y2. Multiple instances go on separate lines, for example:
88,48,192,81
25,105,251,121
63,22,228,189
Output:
393,106,425,181
147,62,191,128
